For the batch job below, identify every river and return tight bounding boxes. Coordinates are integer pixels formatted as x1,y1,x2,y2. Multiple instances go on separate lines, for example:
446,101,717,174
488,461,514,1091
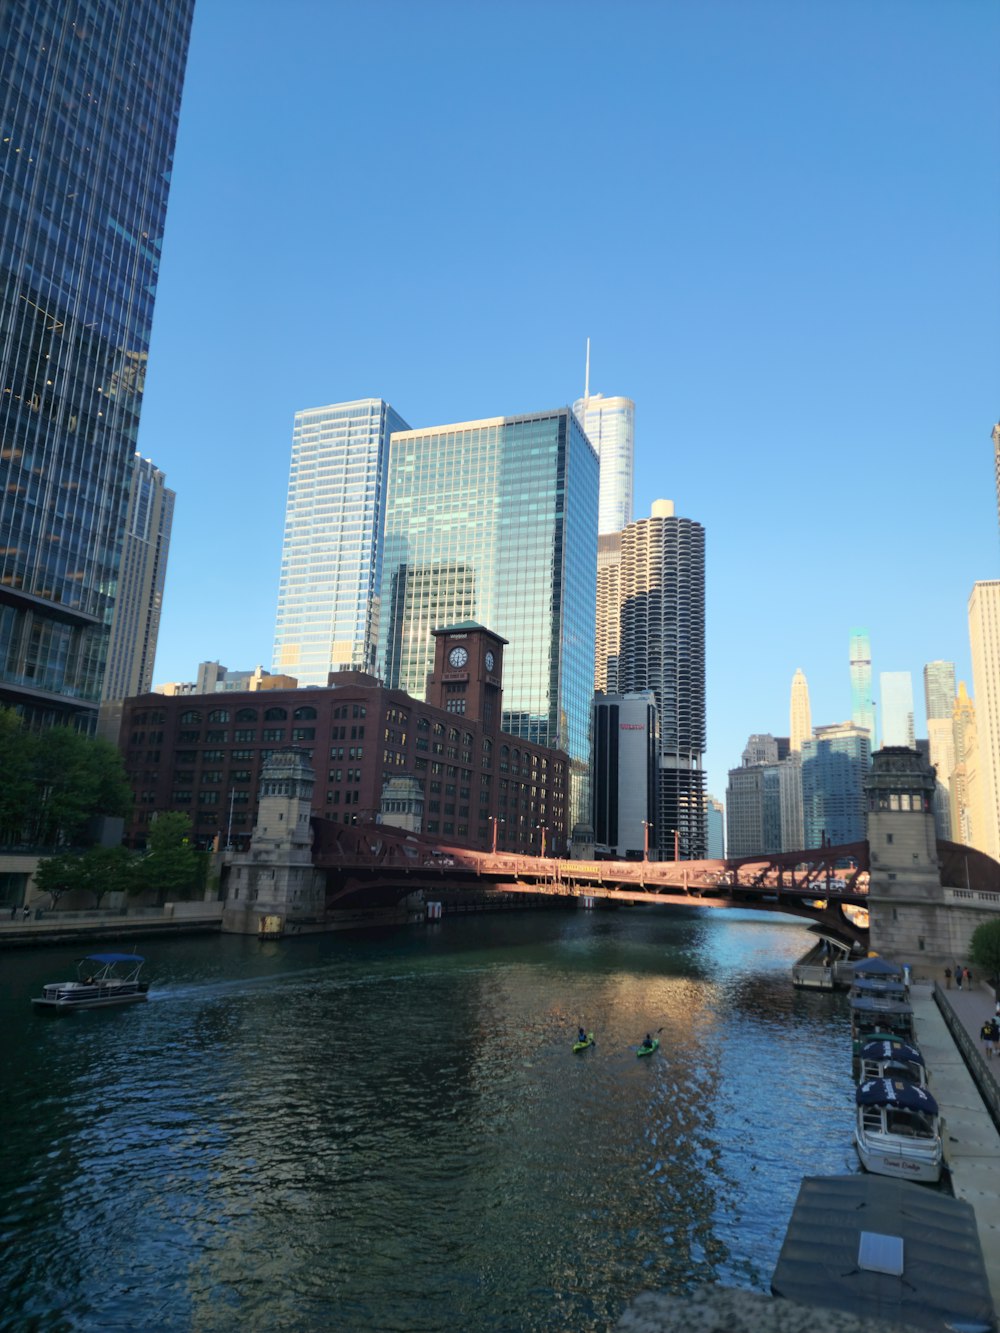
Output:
1,905,856,1331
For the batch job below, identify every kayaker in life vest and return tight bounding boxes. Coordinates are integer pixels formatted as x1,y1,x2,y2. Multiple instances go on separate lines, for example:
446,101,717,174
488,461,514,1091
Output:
643,1033,653,1048
578,1028,587,1044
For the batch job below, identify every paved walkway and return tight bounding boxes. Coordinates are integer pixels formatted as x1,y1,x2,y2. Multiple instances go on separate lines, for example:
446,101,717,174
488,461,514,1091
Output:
910,979,1000,1304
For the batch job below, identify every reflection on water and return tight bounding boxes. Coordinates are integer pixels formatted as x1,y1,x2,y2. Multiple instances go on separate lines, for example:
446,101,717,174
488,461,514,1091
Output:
1,908,854,1331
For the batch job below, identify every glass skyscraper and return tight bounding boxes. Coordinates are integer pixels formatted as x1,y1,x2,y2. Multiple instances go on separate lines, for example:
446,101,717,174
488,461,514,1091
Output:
879,671,915,749
0,0,194,729
572,391,635,535
380,409,599,827
849,628,876,748
801,722,871,847
273,399,409,685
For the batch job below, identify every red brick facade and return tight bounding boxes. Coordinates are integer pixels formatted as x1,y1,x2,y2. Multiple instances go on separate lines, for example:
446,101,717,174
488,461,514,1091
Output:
119,624,568,855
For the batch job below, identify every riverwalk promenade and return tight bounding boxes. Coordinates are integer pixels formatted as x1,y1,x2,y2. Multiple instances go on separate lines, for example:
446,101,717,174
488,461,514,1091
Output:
0,902,222,947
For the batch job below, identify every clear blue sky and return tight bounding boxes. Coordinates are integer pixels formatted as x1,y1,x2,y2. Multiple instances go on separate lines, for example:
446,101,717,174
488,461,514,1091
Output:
139,0,1000,796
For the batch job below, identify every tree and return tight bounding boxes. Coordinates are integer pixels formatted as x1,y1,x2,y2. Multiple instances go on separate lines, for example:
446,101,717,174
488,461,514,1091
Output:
32,852,88,909
970,919,1000,986
135,812,199,901
29,727,132,848
77,845,138,908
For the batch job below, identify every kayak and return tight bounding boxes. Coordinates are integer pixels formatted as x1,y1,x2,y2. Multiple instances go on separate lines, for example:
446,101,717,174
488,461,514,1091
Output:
573,1033,595,1052
636,1038,659,1057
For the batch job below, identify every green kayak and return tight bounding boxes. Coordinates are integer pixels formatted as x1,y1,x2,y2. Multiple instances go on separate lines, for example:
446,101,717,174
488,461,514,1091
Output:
636,1038,659,1057
573,1033,595,1053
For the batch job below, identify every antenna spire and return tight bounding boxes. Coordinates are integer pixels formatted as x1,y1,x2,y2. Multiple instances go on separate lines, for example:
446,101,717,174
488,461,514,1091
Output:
584,337,590,399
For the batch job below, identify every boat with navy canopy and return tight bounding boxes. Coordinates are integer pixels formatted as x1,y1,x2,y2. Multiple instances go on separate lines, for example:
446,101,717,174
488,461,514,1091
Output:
854,1078,943,1184
858,1038,927,1087
31,954,150,1012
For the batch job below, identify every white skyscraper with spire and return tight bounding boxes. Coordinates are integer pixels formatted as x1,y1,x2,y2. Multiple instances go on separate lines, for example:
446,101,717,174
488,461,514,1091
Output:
573,340,635,536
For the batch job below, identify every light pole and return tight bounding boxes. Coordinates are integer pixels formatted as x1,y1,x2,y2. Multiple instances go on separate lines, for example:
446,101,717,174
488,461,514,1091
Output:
641,820,650,862
540,824,547,858
672,828,680,862
491,814,498,854
226,789,236,851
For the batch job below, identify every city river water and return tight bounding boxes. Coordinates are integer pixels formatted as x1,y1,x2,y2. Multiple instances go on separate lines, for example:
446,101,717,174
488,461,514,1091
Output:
1,905,856,1331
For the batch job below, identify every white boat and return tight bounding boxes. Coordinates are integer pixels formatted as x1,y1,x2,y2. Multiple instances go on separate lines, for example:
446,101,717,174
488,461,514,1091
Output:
31,953,150,1012
857,1038,927,1087
854,1078,943,1184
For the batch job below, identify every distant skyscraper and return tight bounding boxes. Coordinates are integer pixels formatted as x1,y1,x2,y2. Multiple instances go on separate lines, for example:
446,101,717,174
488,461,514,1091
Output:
968,581,1000,860
923,660,957,841
591,691,657,858
380,409,599,829
273,399,409,685
789,669,812,753
0,0,195,730
924,661,956,722
849,629,876,747
572,344,634,535
97,457,174,740
705,794,725,859
880,671,916,749
801,722,871,847
617,500,706,858
951,681,985,850
993,422,1000,542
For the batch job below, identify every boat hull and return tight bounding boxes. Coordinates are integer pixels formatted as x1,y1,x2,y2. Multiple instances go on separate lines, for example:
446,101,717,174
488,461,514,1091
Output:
572,1037,594,1053
637,1039,659,1057
31,982,148,1012
854,1130,942,1184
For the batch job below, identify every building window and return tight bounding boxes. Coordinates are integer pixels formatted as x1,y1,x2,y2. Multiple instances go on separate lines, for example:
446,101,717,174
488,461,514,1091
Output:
294,706,317,720
180,710,202,725
446,699,466,714
263,728,284,742
292,728,315,741
208,709,229,723
235,708,257,722
264,707,288,721
234,729,255,743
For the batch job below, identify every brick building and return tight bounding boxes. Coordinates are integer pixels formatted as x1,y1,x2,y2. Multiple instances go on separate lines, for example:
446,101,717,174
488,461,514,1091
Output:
120,623,568,855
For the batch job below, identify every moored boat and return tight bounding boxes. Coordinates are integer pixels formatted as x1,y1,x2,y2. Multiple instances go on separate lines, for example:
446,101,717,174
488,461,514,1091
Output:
31,953,150,1012
858,1038,927,1087
850,992,914,1057
854,1078,943,1184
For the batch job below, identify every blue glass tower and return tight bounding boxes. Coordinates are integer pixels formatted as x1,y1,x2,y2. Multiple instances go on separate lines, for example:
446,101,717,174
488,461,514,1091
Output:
801,722,871,847
380,409,599,829
0,0,194,729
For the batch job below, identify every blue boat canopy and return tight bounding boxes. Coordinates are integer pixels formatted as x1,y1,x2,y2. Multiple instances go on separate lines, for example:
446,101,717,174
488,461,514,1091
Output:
856,1079,939,1113
853,976,907,994
860,1039,924,1065
851,956,904,977
82,953,145,965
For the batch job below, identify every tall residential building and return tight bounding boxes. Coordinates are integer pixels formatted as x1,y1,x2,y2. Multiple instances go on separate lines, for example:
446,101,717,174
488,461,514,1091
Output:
725,736,796,857
849,629,876,747
778,754,804,851
380,409,599,829
617,500,706,858
595,533,622,693
800,722,871,847
880,671,916,749
968,581,1000,860
572,347,634,535
0,0,194,731
97,457,174,741
789,669,812,753
273,399,409,686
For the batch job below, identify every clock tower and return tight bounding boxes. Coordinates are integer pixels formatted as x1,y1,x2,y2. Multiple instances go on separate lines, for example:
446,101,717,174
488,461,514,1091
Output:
426,622,506,729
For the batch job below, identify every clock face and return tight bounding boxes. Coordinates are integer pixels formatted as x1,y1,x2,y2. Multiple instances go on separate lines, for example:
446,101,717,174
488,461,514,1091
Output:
485,651,495,671
448,646,469,668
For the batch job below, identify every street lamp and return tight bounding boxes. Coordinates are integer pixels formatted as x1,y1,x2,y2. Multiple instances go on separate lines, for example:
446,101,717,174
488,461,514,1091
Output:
641,820,650,862
225,788,236,852
671,828,680,861
491,814,499,854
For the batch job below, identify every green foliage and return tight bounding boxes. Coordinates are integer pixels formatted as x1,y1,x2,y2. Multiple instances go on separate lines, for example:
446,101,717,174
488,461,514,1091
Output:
135,812,199,900
0,709,132,848
33,845,138,908
969,919,1000,984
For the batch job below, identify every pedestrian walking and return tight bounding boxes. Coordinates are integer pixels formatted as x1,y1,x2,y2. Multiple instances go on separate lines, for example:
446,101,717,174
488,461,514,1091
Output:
945,967,952,989
967,968,973,986
21,903,29,921
990,1019,999,1057
981,1020,993,1059
956,965,963,991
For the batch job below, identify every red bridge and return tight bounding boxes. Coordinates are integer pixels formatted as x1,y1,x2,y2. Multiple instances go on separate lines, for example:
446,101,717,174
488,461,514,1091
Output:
309,819,870,945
